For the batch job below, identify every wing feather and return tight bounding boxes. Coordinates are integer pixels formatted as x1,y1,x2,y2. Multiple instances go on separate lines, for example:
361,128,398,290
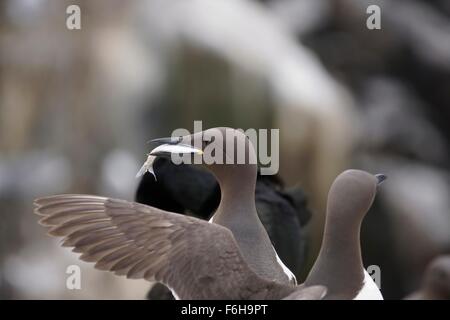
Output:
34,194,284,299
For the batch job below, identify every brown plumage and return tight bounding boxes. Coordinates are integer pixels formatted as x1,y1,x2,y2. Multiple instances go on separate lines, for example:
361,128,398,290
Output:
34,194,325,300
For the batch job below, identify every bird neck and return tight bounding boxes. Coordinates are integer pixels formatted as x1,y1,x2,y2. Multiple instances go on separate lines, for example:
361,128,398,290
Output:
212,164,258,222
305,209,365,296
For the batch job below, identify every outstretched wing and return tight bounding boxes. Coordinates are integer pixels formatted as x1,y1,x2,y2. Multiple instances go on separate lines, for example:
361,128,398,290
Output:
34,194,277,299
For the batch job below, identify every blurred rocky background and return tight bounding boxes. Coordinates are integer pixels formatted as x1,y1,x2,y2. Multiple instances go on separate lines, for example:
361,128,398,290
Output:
0,0,448,299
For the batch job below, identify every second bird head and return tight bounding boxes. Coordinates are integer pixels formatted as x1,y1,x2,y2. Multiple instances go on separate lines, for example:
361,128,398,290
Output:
326,170,387,222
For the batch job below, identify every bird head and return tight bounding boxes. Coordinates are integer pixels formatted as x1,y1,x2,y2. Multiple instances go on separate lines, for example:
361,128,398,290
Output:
326,169,386,223
424,255,450,297
148,127,257,184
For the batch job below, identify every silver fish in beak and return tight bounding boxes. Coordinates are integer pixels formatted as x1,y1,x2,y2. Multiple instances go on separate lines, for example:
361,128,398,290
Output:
136,154,158,180
136,143,203,180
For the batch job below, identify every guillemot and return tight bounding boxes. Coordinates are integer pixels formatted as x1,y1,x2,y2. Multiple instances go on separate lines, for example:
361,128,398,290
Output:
304,170,386,300
405,255,450,300
145,127,297,286
136,157,310,300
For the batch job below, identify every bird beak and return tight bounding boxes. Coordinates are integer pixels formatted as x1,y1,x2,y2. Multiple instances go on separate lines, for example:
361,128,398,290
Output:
148,137,203,158
148,136,182,145
375,174,387,185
